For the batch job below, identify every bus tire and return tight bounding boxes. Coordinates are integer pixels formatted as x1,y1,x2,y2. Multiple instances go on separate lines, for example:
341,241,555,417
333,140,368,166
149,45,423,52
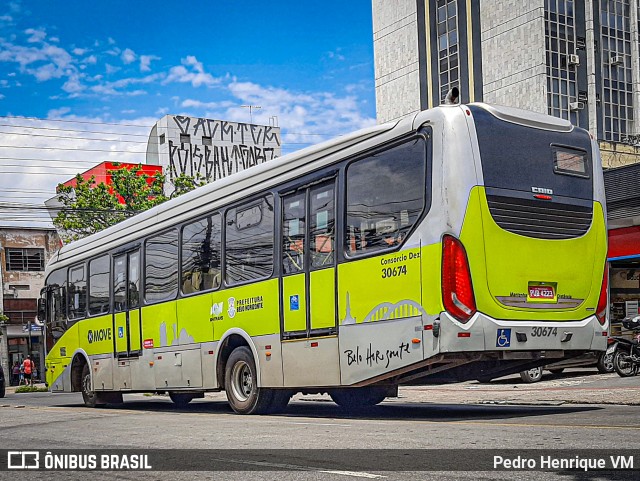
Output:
169,392,195,408
329,387,388,409
224,346,272,414
519,366,543,383
81,363,102,408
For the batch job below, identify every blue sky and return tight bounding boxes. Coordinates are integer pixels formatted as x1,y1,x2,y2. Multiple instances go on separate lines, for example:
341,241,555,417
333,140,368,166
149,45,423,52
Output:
0,0,377,226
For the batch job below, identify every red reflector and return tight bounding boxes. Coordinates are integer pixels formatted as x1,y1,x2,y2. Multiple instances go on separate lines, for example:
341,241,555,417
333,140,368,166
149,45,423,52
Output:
208,350,214,355
458,332,471,338
265,345,271,350
424,325,433,330
157,356,163,360
534,194,552,200
310,342,319,347
602,331,608,336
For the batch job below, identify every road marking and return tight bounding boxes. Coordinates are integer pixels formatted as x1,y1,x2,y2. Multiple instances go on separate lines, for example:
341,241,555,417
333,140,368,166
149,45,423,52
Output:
216,458,385,478
287,421,352,427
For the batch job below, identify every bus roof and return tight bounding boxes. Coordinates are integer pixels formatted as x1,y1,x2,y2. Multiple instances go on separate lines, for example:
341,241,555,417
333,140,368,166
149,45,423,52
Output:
46,113,414,273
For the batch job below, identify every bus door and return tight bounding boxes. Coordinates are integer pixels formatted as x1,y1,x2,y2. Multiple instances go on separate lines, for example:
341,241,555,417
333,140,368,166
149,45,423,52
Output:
113,249,141,357
281,179,337,339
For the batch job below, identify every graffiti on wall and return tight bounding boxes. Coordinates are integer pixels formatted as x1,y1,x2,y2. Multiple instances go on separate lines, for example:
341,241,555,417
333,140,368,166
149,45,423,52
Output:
166,116,281,183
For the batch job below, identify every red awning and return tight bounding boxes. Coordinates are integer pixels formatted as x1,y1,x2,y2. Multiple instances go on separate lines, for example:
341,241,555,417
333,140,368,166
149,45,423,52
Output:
608,225,640,259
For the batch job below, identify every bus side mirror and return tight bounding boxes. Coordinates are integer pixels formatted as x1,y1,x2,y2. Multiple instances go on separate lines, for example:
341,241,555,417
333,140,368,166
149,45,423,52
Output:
37,297,46,322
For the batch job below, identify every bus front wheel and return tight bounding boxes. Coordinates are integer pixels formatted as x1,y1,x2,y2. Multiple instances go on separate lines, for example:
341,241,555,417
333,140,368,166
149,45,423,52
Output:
224,346,273,415
81,363,101,408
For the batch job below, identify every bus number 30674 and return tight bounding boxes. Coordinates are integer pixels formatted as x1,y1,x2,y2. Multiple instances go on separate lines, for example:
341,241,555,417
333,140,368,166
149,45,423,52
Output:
531,327,558,337
382,265,407,278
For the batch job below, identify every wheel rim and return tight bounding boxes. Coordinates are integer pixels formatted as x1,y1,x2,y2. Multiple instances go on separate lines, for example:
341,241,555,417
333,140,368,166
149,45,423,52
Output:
527,367,542,380
603,353,614,372
82,373,92,397
230,360,253,402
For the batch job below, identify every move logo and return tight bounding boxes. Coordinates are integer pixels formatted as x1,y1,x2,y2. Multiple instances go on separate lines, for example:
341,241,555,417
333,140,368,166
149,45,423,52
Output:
87,328,112,344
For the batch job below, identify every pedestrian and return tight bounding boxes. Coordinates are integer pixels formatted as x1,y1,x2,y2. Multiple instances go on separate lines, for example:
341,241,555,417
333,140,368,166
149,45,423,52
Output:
22,356,33,385
11,362,20,386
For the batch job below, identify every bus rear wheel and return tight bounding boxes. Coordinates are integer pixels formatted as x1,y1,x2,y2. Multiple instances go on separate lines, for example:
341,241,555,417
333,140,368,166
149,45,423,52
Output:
224,346,273,415
329,387,388,409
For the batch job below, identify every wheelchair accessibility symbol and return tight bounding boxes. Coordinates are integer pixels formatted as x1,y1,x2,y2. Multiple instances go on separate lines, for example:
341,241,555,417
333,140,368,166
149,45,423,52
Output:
496,328,511,348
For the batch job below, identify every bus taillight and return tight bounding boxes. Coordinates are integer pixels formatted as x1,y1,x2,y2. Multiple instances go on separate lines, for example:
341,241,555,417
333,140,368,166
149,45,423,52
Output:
596,264,608,325
442,235,477,323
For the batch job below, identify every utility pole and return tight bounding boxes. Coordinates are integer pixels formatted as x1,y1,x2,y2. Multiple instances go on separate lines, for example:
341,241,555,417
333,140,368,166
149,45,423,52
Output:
241,105,261,124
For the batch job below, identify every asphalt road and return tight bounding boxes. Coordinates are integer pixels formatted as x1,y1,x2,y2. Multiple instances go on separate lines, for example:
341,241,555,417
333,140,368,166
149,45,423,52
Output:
0,372,639,481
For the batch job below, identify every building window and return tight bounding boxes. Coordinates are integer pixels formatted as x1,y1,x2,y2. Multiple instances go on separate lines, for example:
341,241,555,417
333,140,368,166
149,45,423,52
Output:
202,136,212,146
544,0,580,125
180,133,191,144
436,0,459,102
600,0,632,142
5,248,45,271
159,134,166,145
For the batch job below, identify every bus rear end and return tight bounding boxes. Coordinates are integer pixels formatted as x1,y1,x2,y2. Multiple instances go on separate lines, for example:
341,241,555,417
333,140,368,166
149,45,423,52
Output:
438,104,608,379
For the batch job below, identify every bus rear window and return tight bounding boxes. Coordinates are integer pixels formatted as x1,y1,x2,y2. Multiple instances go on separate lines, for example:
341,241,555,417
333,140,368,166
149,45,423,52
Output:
553,147,588,177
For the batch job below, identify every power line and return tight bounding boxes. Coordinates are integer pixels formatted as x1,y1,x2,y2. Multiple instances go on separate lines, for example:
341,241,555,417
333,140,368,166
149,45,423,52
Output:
0,144,148,154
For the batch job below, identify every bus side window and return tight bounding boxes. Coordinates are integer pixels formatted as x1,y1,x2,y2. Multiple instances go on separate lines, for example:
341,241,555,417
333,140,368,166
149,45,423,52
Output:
282,192,305,274
67,264,87,320
310,183,335,268
225,195,275,285
181,214,221,294
345,138,427,256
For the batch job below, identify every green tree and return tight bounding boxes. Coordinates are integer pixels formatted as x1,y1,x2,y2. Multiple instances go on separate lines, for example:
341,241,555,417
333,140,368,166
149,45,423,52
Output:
53,164,173,242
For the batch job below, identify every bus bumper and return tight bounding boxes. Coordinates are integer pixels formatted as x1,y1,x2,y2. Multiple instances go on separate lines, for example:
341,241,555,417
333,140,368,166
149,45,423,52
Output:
437,311,608,354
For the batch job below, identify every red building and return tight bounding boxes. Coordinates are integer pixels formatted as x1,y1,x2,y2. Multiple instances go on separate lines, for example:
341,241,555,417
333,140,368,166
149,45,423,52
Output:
61,162,163,202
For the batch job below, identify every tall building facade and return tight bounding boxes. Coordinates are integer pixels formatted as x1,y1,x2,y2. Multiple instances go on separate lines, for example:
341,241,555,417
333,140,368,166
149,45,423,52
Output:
146,115,282,191
373,0,640,166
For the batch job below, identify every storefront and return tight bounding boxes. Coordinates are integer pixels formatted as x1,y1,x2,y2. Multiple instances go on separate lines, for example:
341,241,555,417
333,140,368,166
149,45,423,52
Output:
605,164,640,334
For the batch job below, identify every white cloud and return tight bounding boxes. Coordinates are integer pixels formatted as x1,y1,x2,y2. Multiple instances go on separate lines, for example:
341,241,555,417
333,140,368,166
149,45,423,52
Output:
105,63,120,75
139,54,159,72
72,48,87,56
25,27,46,43
82,55,97,64
181,99,235,110
164,56,219,88
223,81,375,148
121,48,136,64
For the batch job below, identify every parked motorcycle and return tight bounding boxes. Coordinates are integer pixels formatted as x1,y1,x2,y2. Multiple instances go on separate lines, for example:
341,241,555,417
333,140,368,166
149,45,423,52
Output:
612,317,640,377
